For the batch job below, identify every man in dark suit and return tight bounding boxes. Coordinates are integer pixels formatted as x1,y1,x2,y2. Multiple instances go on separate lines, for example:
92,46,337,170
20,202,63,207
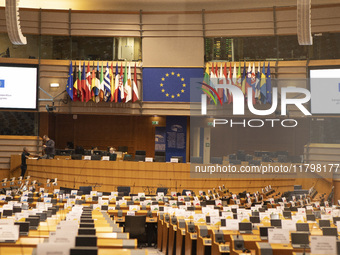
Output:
43,135,55,159
21,147,39,177
109,147,117,161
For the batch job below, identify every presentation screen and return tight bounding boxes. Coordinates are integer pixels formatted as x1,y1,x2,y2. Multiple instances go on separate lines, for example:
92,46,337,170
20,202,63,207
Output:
309,67,340,114
0,64,38,110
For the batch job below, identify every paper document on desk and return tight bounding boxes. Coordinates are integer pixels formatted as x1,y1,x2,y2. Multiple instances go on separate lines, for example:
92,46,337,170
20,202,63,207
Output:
0,225,19,242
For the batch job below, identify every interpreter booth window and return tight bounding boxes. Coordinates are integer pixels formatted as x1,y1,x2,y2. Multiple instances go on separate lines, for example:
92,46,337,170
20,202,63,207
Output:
40,36,71,60
310,32,340,60
0,112,38,136
278,35,310,60
0,33,39,59
310,118,340,144
71,36,141,61
205,33,340,62
205,36,277,62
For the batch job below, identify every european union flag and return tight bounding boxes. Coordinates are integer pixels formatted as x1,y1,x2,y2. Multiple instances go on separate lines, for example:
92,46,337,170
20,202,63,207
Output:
143,68,203,102
0,80,4,88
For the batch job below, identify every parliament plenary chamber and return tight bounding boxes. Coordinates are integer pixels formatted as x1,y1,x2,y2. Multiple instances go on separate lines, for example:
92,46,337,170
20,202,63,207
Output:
1,0,340,254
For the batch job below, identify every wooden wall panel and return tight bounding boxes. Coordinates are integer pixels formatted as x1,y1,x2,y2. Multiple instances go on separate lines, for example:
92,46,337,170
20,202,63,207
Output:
142,13,202,25
52,114,167,157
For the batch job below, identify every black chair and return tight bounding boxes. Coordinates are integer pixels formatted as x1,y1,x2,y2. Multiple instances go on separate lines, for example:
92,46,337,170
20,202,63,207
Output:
278,155,288,163
117,186,130,196
91,155,101,161
210,157,223,164
154,155,166,162
109,153,117,161
245,154,253,161
182,189,194,196
229,154,237,160
155,151,165,157
125,215,146,247
190,157,203,163
93,150,102,156
156,187,168,195
71,154,82,160
134,155,146,162
135,150,146,156
118,146,128,153
79,186,92,195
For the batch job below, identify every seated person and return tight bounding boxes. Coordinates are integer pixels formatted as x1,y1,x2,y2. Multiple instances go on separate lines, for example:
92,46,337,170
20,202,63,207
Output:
91,147,98,155
109,147,117,161
109,147,116,154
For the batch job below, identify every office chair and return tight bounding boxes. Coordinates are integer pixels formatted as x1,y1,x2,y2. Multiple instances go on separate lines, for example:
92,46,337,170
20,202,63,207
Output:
91,155,101,161
125,215,146,247
190,157,203,163
71,154,82,160
135,150,146,156
154,155,166,162
210,157,223,164
79,186,92,195
182,189,194,196
155,151,165,156
156,187,168,195
134,155,146,162
117,186,130,196
118,146,128,153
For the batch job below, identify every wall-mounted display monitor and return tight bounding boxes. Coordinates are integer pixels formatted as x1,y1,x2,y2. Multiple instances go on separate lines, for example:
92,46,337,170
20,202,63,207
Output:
309,67,340,114
0,64,38,110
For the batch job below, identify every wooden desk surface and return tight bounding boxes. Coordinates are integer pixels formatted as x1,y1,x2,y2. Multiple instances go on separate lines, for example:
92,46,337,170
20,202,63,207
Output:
27,158,299,194
0,247,148,255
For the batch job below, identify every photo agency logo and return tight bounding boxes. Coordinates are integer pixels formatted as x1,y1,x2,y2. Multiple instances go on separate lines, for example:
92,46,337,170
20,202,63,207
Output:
200,79,311,128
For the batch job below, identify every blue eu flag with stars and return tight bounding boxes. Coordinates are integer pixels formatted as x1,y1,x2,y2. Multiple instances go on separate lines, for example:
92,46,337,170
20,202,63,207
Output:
143,68,203,102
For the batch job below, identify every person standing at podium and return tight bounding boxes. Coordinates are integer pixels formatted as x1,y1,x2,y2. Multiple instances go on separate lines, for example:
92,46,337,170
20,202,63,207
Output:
21,147,39,177
42,135,55,159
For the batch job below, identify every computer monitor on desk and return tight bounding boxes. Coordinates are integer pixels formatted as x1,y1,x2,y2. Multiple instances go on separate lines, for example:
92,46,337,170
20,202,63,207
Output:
291,232,310,248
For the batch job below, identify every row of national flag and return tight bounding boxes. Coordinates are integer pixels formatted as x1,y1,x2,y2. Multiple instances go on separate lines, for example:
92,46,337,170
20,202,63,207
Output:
202,62,272,105
66,61,139,103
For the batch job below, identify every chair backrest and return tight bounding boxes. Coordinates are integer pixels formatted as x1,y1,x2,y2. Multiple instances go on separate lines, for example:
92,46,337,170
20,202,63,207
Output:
191,157,203,163
78,186,92,195
125,215,146,236
91,155,101,161
134,155,146,162
210,157,223,164
154,155,166,162
156,187,168,195
117,186,130,196
118,146,128,152
155,151,165,156
182,189,193,196
135,150,146,155
109,153,117,161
